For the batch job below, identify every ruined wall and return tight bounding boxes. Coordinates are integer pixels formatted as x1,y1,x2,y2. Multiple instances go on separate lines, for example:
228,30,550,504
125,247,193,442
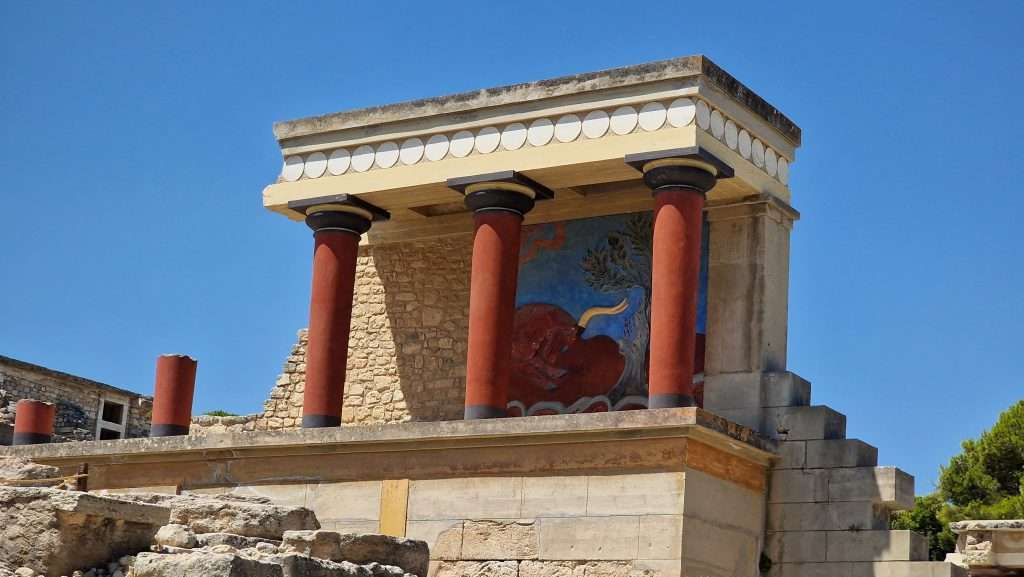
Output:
0,359,152,442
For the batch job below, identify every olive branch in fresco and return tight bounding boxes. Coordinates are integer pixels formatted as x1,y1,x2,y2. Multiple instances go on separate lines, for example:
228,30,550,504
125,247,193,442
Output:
579,213,653,397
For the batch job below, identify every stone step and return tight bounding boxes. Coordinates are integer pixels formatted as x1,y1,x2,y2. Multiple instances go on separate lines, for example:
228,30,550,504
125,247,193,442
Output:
771,561,968,577
768,466,914,509
703,371,812,412
766,530,927,564
777,439,880,470
767,501,888,532
764,406,847,440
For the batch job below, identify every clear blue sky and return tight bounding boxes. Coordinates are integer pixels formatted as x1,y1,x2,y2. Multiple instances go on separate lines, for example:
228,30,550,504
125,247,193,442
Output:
1,1,1020,492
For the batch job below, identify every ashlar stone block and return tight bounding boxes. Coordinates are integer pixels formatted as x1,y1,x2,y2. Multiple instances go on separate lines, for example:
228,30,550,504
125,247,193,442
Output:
461,520,538,560
825,530,928,562
805,440,878,469
764,406,847,441
538,516,640,560
848,561,968,577
769,469,829,504
827,467,915,510
767,502,887,532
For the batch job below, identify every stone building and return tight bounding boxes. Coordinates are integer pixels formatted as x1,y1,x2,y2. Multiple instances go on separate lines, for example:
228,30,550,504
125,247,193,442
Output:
0,355,151,444
4,56,968,576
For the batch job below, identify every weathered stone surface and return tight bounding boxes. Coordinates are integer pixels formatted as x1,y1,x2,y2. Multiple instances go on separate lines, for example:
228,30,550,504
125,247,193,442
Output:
196,532,281,550
154,524,198,549
0,456,60,484
281,531,428,577
433,561,518,577
275,553,408,577
112,492,319,540
0,487,169,576
460,520,537,560
133,552,283,577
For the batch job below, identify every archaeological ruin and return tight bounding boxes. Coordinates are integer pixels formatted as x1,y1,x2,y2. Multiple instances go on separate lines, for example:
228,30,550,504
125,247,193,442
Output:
5,55,1012,576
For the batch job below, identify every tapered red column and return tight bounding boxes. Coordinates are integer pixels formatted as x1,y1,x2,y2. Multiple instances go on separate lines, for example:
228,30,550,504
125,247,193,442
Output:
289,196,388,428
13,399,55,445
634,154,726,408
452,175,545,419
151,354,197,436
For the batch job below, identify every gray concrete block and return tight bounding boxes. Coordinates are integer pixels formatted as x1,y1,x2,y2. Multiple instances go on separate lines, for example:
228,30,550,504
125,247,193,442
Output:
682,517,760,575
767,502,887,532
684,469,765,535
849,561,969,577
828,468,915,510
763,372,812,408
537,516,640,560
586,472,685,516
776,441,807,469
703,371,812,412
805,440,878,469
765,406,847,440
766,531,828,563
826,530,927,562
772,562,853,577
706,407,763,431
769,469,829,503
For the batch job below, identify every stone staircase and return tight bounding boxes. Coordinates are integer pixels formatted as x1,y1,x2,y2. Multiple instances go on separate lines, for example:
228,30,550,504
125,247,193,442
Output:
704,372,966,577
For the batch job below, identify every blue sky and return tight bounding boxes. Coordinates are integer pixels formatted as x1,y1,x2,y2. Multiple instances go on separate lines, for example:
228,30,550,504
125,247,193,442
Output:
1,1,1020,492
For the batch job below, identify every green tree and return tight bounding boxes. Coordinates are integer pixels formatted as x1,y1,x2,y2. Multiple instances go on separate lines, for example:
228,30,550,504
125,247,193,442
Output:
891,400,1024,559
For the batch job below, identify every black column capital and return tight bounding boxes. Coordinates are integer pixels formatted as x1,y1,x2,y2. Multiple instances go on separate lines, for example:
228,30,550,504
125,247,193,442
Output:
448,170,553,216
625,147,734,195
288,194,389,235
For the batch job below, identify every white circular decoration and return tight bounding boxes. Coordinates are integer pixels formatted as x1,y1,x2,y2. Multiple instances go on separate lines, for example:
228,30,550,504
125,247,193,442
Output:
638,102,667,131
327,148,351,175
475,126,500,154
667,98,696,127
527,118,554,146
399,138,424,165
696,100,711,130
424,134,449,162
303,152,327,179
582,110,610,139
450,130,475,158
777,157,790,184
351,145,375,172
554,114,582,143
374,142,399,169
751,139,765,168
737,130,752,159
710,110,725,139
724,120,738,150
764,148,778,177
610,106,638,135
282,155,304,182
500,123,527,151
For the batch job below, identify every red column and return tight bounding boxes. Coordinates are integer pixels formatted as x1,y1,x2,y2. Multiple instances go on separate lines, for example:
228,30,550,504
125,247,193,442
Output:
151,354,197,436
464,210,524,419
13,399,55,445
648,188,706,408
302,229,360,427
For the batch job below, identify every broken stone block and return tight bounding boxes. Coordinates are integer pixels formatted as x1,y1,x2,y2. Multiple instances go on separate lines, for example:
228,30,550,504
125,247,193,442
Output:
0,487,170,577
132,552,283,577
275,553,409,577
154,524,198,549
460,520,537,560
281,531,429,577
196,532,282,550
111,492,319,540
0,456,61,486
433,561,518,577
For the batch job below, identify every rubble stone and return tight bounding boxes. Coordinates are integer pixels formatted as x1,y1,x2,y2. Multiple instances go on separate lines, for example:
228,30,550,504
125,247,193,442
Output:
281,531,428,577
196,533,281,550
153,524,197,549
0,456,61,484
132,552,283,577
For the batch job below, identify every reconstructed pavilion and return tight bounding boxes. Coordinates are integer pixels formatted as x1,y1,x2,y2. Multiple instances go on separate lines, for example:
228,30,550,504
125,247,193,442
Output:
3,56,966,577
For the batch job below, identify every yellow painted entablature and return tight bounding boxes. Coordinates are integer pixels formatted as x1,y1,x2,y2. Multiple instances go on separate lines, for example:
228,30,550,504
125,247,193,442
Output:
263,55,801,245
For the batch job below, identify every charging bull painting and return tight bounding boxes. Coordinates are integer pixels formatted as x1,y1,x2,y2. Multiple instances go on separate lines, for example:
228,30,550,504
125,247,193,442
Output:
508,212,707,416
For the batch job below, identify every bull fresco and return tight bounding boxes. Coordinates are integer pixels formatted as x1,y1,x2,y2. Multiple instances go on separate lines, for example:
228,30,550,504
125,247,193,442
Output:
508,212,707,416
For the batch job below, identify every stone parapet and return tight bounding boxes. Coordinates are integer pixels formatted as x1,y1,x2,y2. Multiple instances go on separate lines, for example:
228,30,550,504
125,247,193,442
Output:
946,520,1024,575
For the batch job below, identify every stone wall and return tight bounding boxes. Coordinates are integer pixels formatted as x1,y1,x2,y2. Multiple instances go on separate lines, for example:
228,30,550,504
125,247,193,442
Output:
0,357,151,442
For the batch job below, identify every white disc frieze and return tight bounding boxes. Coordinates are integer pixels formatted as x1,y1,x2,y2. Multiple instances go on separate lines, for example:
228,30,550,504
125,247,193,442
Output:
303,151,328,179
696,100,711,130
610,106,638,135
374,142,399,169
399,138,424,165
667,98,696,127
582,109,610,139
710,110,725,140
450,130,475,158
327,148,351,175
351,145,375,172
554,114,582,143
424,134,449,162
751,139,765,168
475,126,500,154
527,118,554,146
737,130,752,159
724,120,738,150
638,102,666,131
282,155,304,182
778,157,790,184
500,123,527,151
764,148,778,177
